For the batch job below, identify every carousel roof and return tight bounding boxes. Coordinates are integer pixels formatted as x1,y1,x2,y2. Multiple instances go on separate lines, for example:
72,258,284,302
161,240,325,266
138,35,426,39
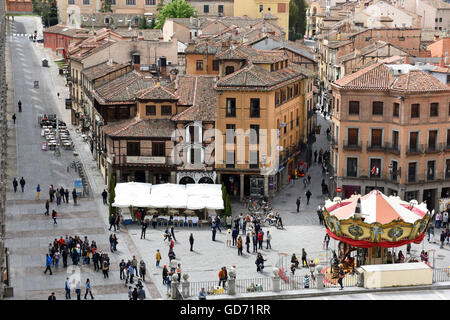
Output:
324,190,428,224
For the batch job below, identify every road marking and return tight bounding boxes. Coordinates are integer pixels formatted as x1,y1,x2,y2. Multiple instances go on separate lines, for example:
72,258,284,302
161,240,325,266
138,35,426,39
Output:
434,290,448,300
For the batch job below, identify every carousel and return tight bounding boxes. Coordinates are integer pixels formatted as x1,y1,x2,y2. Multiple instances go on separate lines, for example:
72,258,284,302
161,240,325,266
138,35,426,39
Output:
322,190,430,279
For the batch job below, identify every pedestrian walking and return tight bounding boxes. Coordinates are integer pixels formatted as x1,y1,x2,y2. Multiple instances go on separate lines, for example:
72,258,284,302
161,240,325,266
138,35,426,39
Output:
64,189,69,203
443,212,449,229
226,229,232,246
102,259,109,278
59,187,65,203
440,230,446,248
57,92,60,99
171,226,177,241
109,214,116,231
137,286,146,300
45,200,50,215
93,251,100,271
128,264,135,284
132,287,138,300
48,292,56,300
44,254,53,275
119,259,126,280
55,189,61,206
237,236,243,256
18,100,22,112
102,189,108,205
323,233,330,250
301,248,308,267
12,177,18,192
141,220,148,239
131,256,138,275
232,228,239,246
36,184,41,200
246,233,251,253
257,230,263,249
52,210,58,225
19,177,25,192
156,249,161,267
189,233,194,251
162,265,168,284
84,279,94,299
65,277,71,299
266,230,272,249
12,113,16,124
49,185,54,202
115,214,120,230
75,281,81,300
338,265,345,290
211,221,217,241
139,260,146,281
53,250,60,268
252,232,258,253
305,190,312,205
296,197,301,212
72,189,77,205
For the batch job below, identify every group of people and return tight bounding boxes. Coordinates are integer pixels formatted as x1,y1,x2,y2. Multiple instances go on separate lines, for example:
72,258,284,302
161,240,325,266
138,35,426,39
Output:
64,277,94,300
48,185,77,205
43,234,110,279
12,177,26,192
290,249,309,274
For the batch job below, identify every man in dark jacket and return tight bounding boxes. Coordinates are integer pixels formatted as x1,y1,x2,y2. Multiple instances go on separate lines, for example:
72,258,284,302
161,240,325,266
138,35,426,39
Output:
19,177,25,192
245,233,251,253
12,178,18,192
72,189,77,205
440,230,446,248
102,189,108,205
232,228,239,246
141,220,148,239
296,197,301,212
109,215,116,231
305,190,312,205
252,232,258,253
189,233,194,251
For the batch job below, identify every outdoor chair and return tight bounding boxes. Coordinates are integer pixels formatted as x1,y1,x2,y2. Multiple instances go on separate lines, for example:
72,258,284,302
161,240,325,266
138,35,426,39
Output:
187,219,193,227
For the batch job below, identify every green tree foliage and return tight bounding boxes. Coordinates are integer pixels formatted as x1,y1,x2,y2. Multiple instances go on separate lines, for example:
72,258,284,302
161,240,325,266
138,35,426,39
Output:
139,15,149,29
222,184,232,217
109,173,116,217
32,0,58,27
154,0,196,29
100,0,113,13
289,0,307,40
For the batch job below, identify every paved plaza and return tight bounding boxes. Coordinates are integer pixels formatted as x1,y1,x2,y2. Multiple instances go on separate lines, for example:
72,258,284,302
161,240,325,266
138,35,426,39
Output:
4,16,450,300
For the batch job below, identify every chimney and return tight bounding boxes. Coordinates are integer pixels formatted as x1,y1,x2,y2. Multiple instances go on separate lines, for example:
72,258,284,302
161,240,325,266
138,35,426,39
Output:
440,58,445,68
434,35,439,41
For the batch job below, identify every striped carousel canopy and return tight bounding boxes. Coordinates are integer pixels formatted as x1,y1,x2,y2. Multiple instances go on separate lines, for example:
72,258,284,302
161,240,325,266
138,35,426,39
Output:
324,190,428,224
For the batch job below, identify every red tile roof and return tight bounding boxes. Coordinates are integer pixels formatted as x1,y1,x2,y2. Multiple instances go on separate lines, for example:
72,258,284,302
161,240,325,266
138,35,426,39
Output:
137,85,179,101
102,118,174,138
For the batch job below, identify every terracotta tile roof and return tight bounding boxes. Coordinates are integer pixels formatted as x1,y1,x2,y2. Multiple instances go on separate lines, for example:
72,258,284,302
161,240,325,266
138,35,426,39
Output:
137,85,179,101
215,45,288,64
103,118,175,138
82,61,130,81
172,75,217,122
392,70,449,91
333,60,450,92
93,71,155,104
185,41,225,55
215,63,305,91
43,24,88,37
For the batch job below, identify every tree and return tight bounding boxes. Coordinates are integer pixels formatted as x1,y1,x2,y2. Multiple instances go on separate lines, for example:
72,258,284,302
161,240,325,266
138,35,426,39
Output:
139,15,149,29
154,0,196,29
100,0,113,13
289,0,307,40
222,184,232,217
33,0,58,27
109,173,116,217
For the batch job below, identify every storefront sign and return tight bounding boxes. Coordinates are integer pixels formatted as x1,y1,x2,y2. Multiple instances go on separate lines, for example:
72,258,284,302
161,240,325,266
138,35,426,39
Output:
74,178,83,196
127,156,166,164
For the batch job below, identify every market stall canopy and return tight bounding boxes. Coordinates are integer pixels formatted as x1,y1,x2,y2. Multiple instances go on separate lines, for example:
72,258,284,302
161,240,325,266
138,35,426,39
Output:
113,182,152,208
112,183,224,210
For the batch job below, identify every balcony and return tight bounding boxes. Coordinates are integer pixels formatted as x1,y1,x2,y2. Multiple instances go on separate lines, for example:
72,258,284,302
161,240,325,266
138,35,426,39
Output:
444,143,450,153
406,144,423,155
366,142,386,152
424,143,441,154
343,141,362,151
385,142,400,155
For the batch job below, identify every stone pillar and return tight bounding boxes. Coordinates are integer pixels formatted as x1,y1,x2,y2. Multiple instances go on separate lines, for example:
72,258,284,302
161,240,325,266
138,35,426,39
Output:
316,265,324,289
272,277,280,293
171,281,179,299
228,278,236,295
145,170,150,183
181,280,190,297
153,175,157,184
240,174,244,200
170,171,176,184
217,173,221,184
264,175,269,197
418,188,424,203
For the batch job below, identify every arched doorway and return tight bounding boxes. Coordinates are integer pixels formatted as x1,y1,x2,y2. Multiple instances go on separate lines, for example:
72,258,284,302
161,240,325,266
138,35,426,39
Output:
179,177,195,185
198,177,214,184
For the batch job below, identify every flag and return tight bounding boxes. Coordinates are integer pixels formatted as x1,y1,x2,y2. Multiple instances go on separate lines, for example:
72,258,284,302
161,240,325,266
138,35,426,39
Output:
371,166,379,175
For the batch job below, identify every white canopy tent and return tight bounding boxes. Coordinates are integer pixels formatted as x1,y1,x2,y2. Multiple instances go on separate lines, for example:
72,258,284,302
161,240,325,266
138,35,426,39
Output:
112,183,224,210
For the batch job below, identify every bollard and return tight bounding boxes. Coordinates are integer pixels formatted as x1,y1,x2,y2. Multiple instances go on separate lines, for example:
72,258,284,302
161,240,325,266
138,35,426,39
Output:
228,278,236,295
272,277,280,293
316,265,324,289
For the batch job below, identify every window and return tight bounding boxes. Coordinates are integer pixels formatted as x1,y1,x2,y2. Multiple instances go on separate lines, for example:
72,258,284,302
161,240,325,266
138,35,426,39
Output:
370,159,381,177
105,18,110,24
294,84,299,96
275,91,280,106
349,101,360,115
212,60,219,71
250,99,260,118
372,101,383,115
408,162,416,182
337,99,339,112
259,4,263,12
399,36,405,41
281,88,286,102
427,160,435,180
204,5,209,13
161,105,172,115
132,54,140,64
446,159,450,179
347,158,358,177
68,0,75,4
391,160,398,181
146,105,156,116
250,125,260,145
348,128,359,146
196,60,203,71
447,129,450,148
430,103,439,117
226,124,236,144
393,103,399,117
392,131,399,150
409,132,418,151
226,98,236,117
152,142,165,157
371,129,382,148
83,0,89,4
411,104,420,118
218,5,223,14
127,142,140,156
126,0,135,5
145,0,155,4
428,130,437,150
225,66,234,75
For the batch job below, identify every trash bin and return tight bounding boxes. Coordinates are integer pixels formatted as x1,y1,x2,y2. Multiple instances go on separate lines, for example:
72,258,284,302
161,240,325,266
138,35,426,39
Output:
42,58,48,67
